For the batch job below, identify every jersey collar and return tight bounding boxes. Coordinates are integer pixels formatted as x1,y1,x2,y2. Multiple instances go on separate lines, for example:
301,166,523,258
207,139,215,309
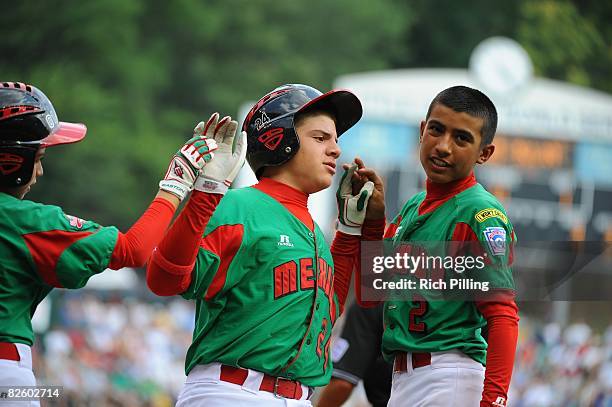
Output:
253,177,313,231
419,172,477,216
254,177,309,207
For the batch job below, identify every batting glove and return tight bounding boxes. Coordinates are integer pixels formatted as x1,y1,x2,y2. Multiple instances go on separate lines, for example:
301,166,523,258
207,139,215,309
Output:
194,116,247,195
158,114,220,201
336,163,375,235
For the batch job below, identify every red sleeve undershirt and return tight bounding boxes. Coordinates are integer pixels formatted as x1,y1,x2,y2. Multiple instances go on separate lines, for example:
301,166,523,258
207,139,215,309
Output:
476,294,519,406
347,218,386,308
146,191,222,296
451,222,519,406
108,197,176,269
330,231,358,314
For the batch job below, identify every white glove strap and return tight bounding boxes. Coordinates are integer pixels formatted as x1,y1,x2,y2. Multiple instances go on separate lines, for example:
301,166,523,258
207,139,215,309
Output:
194,177,229,195
159,180,191,201
337,221,362,236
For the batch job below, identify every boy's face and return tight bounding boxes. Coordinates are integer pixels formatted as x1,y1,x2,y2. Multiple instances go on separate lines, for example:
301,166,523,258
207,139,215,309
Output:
277,112,340,194
419,104,494,184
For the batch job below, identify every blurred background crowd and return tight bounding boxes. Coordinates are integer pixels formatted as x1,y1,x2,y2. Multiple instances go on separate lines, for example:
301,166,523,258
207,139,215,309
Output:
34,291,191,406
510,317,612,407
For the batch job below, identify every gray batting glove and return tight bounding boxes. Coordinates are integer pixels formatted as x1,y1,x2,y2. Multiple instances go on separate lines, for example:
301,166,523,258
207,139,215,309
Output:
336,163,375,235
194,116,247,195
159,117,219,201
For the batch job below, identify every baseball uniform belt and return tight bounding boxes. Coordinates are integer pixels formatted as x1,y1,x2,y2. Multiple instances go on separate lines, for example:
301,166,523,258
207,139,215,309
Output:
393,352,431,372
220,364,311,400
0,342,20,361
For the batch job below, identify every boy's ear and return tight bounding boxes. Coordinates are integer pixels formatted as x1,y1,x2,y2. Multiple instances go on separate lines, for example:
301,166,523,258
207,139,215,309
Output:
419,120,426,143
477,144,495,164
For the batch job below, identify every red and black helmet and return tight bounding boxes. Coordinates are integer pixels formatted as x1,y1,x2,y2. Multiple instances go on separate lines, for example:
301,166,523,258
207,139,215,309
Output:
0,82,87,187
242,84,362,177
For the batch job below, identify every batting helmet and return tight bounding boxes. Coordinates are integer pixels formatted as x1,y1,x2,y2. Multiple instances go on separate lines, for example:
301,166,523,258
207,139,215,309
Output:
242,84,362,177
0,82,87,187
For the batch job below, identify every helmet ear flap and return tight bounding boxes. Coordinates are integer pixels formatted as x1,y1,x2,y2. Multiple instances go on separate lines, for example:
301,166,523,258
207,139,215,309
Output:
0,145,36,188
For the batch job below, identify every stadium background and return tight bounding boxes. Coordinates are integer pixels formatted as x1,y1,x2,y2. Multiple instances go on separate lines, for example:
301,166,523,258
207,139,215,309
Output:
1,1,611,405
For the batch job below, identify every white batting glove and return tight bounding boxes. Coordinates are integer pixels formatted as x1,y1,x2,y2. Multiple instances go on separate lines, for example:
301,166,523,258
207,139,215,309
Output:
159,117,219,201
336,163,375,235
194,115,247,195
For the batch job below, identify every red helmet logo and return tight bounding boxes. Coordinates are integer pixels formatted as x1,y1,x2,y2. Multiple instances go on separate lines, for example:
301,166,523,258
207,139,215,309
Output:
0,153,24,175
258,128,284,151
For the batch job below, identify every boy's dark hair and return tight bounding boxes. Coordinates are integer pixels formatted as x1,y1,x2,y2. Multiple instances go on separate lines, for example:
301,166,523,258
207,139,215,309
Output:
294,109,336,129
426,86,498,145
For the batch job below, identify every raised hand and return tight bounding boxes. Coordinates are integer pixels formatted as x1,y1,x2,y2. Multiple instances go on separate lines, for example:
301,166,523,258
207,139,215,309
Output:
193,114,247,195
336,162,375,235
158,114,220,200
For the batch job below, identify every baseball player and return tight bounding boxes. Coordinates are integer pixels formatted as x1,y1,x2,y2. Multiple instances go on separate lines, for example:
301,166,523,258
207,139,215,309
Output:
316,301,392,407
0,82,219,404
355,86,519,406
146,84,376,406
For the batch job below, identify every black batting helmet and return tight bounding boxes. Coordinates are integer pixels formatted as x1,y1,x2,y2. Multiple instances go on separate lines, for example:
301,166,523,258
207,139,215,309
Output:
242,84,362,177
0,82,87,187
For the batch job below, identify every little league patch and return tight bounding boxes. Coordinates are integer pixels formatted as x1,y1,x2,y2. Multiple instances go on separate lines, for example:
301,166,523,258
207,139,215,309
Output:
483,227,507,256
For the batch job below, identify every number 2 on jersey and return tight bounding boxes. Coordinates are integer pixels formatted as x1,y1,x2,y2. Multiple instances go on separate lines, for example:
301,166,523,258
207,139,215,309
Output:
409,294,428,332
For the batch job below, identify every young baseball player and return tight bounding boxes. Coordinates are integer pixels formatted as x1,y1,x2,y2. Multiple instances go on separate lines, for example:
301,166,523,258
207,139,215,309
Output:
146,84,376,406
0,82,220,400
355,86,519,406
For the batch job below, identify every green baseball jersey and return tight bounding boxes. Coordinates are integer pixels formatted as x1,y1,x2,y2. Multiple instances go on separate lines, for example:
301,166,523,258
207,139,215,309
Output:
382,182,516,366
182,186,340,387
0,193,118,346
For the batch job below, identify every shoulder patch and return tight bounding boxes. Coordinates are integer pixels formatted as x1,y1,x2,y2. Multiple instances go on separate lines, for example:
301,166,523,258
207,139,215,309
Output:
475,208,507,224
65,214,85,229
483,227,507,256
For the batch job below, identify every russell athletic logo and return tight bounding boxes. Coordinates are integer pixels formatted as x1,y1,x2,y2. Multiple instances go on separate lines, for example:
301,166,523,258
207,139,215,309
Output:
278,235,294,247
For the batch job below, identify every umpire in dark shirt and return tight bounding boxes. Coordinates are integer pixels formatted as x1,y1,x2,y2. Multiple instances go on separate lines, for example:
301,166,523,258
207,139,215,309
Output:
317,302,392,407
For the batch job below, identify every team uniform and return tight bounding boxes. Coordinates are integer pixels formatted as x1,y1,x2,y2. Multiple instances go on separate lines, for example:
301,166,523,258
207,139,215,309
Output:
0,168,178,406
146,84,365,406
329,302,391,407
364,173,519,406
0,197,119,389
149,180,352,406
182,186,339,383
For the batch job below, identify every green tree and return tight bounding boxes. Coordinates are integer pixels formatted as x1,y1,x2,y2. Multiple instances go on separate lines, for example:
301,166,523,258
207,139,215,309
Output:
517,0,608,89
398,0,610,93
403,0,520,68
